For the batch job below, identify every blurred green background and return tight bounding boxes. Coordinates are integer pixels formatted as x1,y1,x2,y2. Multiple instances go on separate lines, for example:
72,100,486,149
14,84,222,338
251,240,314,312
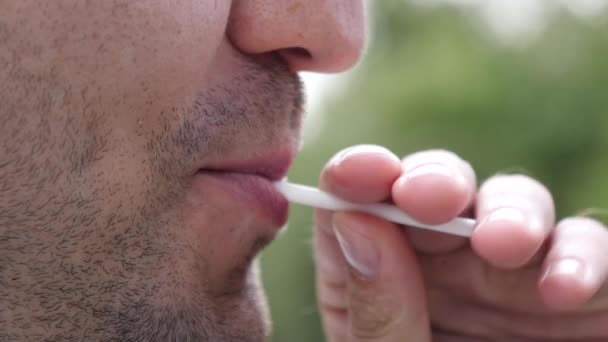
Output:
262,1,608,341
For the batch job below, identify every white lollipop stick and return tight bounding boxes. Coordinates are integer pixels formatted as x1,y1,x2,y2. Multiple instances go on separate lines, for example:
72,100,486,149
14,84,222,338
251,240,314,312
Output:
274,181,475,237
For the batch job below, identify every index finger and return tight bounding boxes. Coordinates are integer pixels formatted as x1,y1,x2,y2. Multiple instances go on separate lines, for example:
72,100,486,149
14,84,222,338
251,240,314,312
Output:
392,149,477,254
315,144,402,255
319,144,402,202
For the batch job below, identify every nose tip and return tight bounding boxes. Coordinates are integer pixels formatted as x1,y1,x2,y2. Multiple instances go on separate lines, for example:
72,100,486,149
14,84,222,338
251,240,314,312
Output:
228,0,367,73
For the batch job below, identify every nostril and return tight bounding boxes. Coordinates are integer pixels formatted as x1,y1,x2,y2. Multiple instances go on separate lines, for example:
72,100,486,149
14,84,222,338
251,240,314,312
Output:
283,47,312,60
279,47,314,72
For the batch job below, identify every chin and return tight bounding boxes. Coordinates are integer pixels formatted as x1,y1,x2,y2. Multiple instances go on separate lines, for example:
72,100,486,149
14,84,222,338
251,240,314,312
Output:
112,259,272,342
192,258,273,342
201,257,273,342
224,258,273,342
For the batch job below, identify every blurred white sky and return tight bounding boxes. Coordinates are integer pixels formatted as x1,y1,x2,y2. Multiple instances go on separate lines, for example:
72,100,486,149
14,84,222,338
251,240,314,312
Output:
418,0,608,40
300,0,608,144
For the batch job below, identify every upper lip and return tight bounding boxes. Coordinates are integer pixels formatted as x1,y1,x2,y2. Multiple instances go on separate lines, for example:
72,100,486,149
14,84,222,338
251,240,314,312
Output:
198,149,294,182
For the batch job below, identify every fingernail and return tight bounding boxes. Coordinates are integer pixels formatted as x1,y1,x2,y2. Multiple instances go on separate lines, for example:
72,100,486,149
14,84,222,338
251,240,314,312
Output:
484,207,528,226
329,145,394,167
542,258,587,281
333,222,380,279
401,163,464,189
405,163,454,181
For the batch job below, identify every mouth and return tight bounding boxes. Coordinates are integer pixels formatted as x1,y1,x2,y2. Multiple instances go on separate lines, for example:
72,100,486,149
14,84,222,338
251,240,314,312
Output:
193,151,294,227
201,151,293,182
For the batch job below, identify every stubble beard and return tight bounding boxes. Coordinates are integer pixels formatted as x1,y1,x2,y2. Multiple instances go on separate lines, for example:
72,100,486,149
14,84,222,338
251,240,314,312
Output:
0,52,302,341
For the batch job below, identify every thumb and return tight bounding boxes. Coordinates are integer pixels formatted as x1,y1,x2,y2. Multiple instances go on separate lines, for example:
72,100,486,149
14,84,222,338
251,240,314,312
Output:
330,211,431,341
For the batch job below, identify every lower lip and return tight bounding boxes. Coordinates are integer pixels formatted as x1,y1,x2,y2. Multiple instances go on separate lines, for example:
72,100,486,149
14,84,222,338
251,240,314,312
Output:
193,171,289,227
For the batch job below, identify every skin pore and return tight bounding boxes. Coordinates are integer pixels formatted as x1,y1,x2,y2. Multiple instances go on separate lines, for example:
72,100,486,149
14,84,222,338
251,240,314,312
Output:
0,1,364,340
4,1,608,341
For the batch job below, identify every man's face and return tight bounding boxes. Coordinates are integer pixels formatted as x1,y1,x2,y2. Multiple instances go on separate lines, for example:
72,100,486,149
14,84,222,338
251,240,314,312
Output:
0,1,364,340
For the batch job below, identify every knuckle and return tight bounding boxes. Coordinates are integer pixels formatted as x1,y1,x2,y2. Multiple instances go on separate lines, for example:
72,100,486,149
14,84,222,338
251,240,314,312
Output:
323,145,397,179
348,286,397,339
481,173,529,189
480,174,552,200
402,149,474,179
551,216,608,259
557,216,607,235
332,145,393,163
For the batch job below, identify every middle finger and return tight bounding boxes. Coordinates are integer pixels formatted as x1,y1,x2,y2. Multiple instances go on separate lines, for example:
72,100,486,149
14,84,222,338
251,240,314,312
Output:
472,174,556,269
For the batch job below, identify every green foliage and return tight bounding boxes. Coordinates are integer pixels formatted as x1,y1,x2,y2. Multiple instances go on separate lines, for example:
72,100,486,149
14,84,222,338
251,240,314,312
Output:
263,2,608,341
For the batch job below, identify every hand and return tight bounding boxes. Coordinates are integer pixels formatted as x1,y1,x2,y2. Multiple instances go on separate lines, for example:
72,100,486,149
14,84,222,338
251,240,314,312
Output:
315,145,608,341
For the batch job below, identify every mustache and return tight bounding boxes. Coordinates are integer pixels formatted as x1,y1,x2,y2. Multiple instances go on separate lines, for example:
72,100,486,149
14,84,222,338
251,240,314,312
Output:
148,53,303,175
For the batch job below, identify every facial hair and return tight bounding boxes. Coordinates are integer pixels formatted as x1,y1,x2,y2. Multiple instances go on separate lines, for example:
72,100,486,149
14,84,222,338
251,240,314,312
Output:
0,49,303,341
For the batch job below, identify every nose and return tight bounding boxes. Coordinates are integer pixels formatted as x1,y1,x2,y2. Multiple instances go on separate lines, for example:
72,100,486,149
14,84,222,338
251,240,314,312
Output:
227,0,366,73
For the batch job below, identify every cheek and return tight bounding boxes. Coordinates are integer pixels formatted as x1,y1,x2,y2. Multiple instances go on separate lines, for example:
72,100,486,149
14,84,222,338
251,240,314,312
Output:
1,0,236,252
29,0,234,191
19,1,232,131
85,1,233,114
114,1,233,105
